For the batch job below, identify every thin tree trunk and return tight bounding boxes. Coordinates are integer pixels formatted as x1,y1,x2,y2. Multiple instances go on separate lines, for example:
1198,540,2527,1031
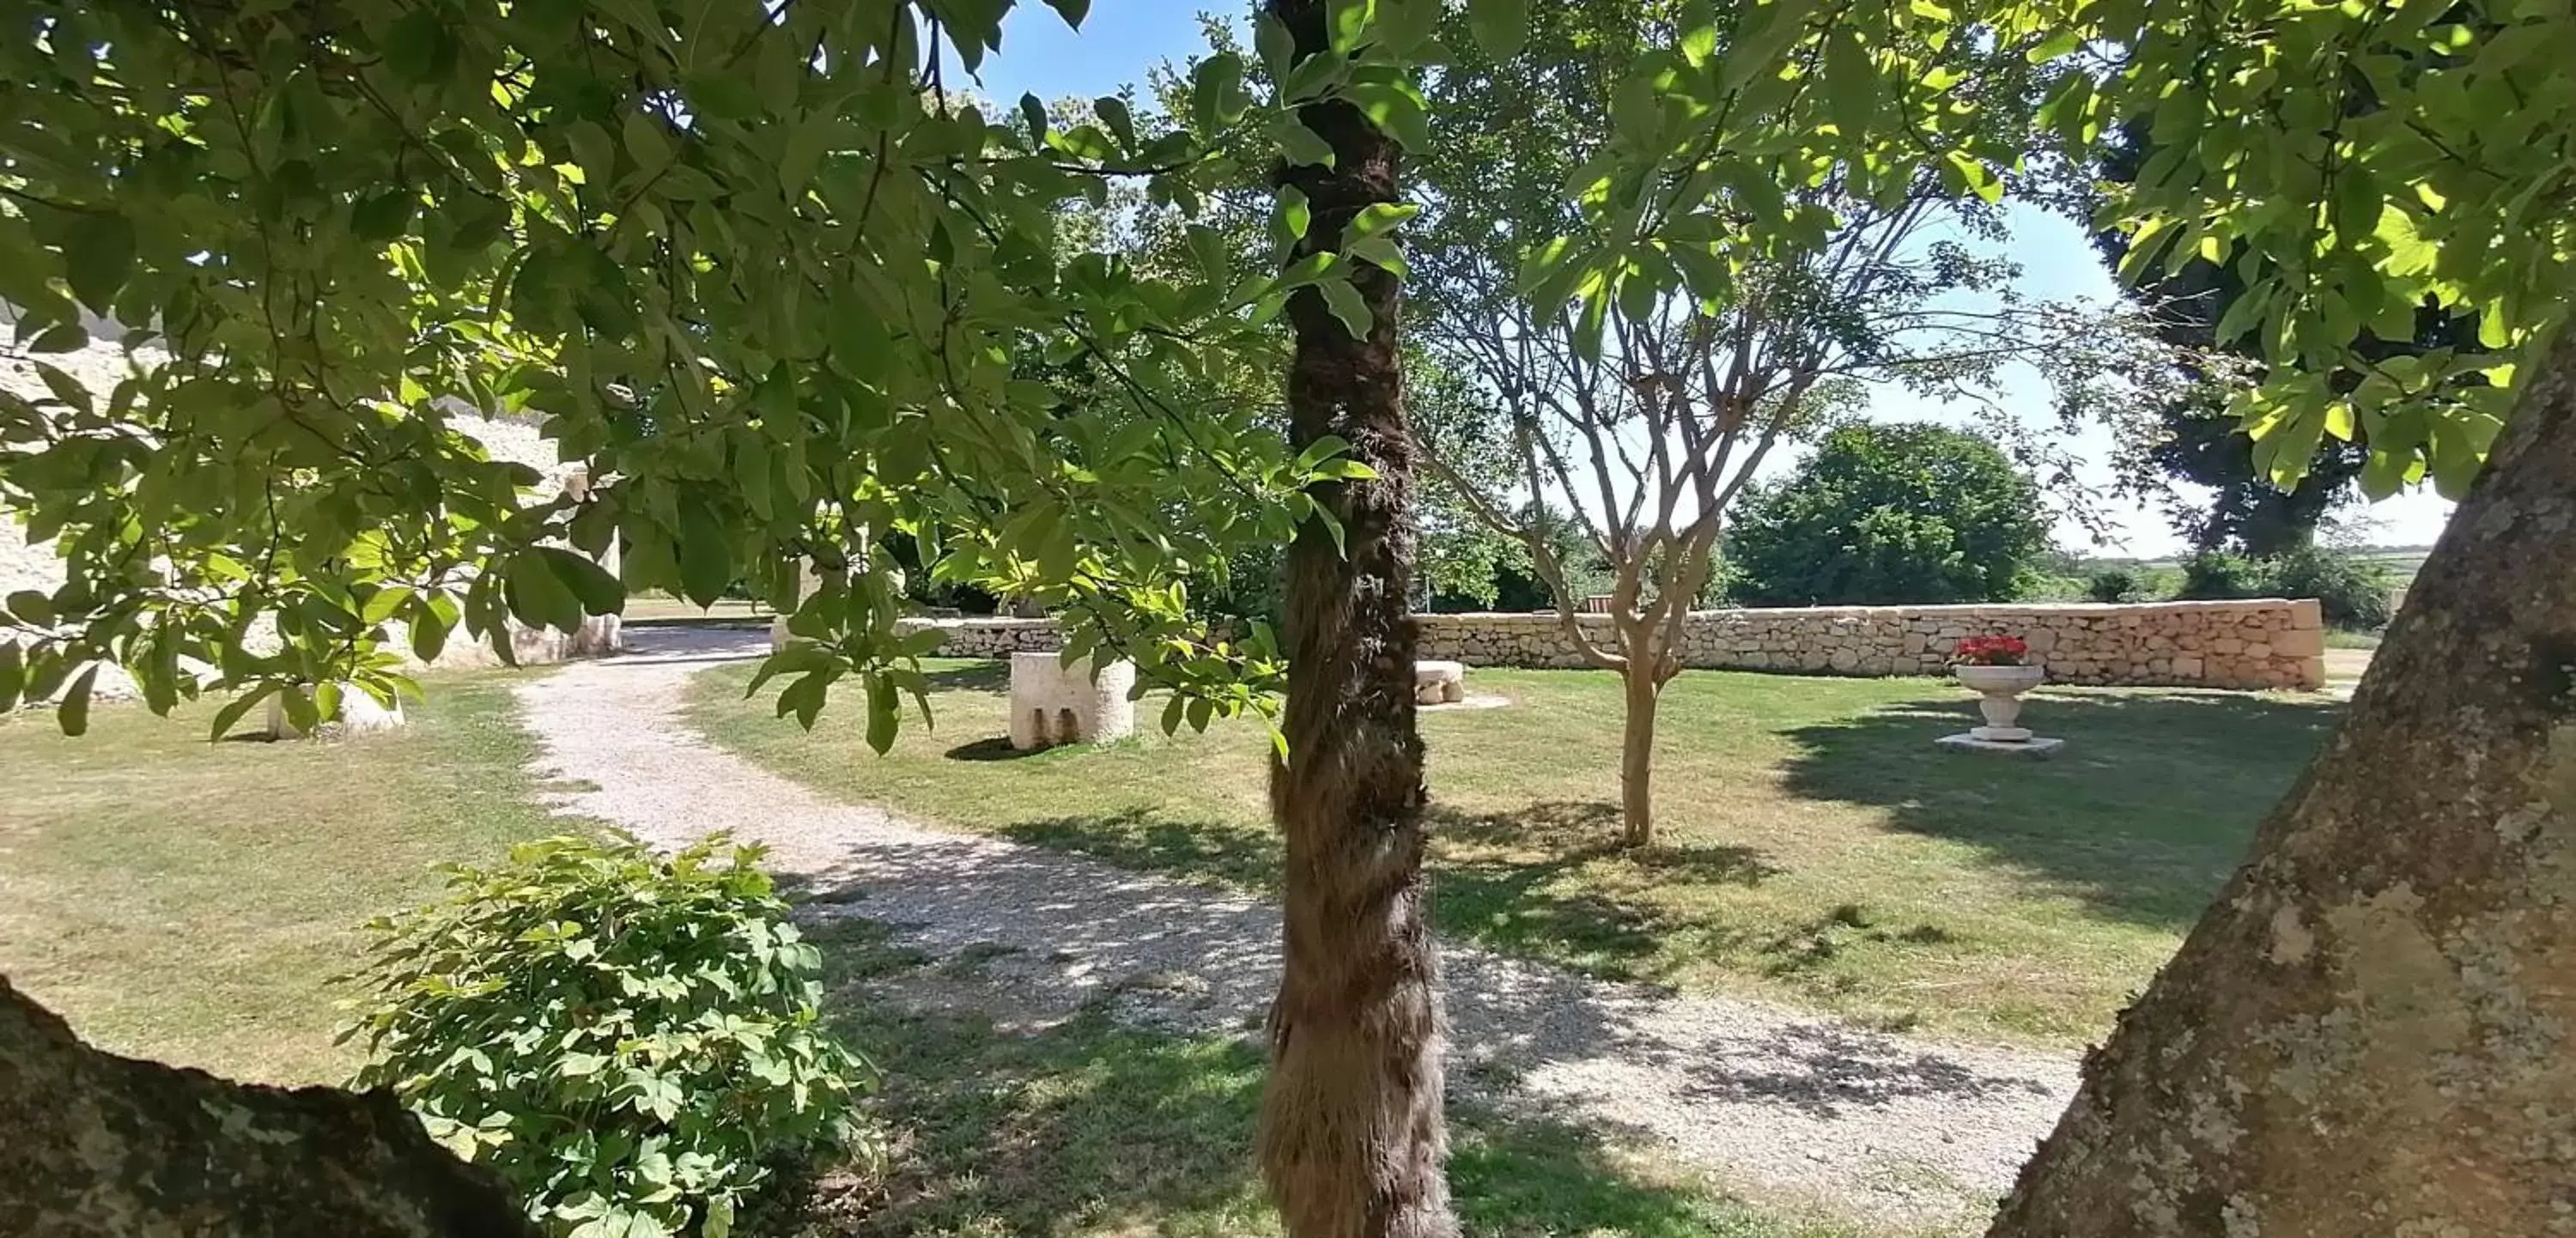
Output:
1255,2,1455,1236
1988,321,2576,1234
1619,658,1662,848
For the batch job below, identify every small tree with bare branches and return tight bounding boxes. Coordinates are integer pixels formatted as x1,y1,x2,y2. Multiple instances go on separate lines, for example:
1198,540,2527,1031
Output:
1411,0,2144,846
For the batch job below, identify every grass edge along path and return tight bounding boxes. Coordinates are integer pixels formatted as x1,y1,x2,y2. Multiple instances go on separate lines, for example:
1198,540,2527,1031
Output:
683,658,2339,1047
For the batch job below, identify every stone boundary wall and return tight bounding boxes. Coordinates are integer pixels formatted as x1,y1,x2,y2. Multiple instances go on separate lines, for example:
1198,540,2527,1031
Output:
1414,600,2328,690
895,616,1063,658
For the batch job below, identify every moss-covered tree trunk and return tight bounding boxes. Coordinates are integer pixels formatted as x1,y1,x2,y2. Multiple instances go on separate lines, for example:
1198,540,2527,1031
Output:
0,978,533,1237
1987,319,2576,1235
1255,1,1456,1235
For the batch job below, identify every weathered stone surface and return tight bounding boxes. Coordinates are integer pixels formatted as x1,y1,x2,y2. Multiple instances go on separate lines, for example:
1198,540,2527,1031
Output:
1006,652,1136,749
1413,600,2324,690
0,978,535,1238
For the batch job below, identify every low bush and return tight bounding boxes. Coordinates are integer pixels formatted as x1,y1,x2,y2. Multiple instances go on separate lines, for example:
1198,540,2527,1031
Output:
343,834,875,1238
2178,550,2267,600
2177,547,2394,630
2270,546,2396,630
2086,568,2143,604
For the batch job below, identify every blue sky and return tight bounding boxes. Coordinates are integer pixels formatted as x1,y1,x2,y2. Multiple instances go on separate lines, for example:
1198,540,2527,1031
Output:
955,3,2453,556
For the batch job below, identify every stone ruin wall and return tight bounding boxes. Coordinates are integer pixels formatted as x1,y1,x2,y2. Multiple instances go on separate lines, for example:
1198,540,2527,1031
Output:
3,331,617,702
1413,600,2329,690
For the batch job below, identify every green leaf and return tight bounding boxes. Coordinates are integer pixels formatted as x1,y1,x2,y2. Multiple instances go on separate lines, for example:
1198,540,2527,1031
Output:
1018,93,1048,143
64,212,137,314
1823,31,1878,138
1327,0,1374,52
1319,276,1374,340
507,549,585,632
57,665,97,737
621,112,672,172
1341,82,1431,151
1093,96,1136,150
1467,0,1529,58
410,593,458,664
1344,235,1407,278
687,73,764,123
6,590,54,627
1044,0,1090,26
677,501,735,606
1255,13,1296,79
539,546,626,616
1279,187,1312,240
353,190,417,242
1347,203,1419,240
1270,118,1336,169
864,672,898,754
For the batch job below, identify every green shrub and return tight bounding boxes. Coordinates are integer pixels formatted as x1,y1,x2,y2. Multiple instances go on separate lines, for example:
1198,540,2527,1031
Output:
2178,550,2267,599
2176,546,2394,630
1726,422,2049,606
2087,568,2143,603
2271,545,2396,630
343,834,875,1238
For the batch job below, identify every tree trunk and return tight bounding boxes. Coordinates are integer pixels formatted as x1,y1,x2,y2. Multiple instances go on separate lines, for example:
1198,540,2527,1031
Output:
0,978,535,1238
1988,322,2576,1235
1619,658,1662,848
1255,3,1455,1238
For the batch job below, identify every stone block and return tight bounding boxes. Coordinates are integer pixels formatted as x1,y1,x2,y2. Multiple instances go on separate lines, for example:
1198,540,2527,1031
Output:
1007,652,1136,749
2273,628,2325,658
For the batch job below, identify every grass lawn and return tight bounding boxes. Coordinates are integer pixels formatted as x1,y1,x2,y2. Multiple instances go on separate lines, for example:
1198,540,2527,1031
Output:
690,661,2342,1046
1,675,1880,1238
0,673,577,1083
793,919,1875,1238
624,591,771,624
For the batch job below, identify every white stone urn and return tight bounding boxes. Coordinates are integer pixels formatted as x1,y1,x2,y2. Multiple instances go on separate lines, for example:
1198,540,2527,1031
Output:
1953,664,2045,742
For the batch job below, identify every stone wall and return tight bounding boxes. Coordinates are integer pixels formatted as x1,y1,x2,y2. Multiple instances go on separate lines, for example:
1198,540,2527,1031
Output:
4,330,622,705
894,616,1063,657
1413,600,2329,690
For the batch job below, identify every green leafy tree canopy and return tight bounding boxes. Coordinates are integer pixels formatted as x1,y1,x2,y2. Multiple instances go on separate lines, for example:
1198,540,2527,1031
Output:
1727,421,2050,605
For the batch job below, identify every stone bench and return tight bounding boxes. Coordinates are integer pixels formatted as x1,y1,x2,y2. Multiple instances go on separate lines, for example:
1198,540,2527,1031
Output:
1414,659,1466,705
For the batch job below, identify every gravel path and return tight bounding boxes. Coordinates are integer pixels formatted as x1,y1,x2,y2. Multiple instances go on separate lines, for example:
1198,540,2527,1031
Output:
517,626,2079,1232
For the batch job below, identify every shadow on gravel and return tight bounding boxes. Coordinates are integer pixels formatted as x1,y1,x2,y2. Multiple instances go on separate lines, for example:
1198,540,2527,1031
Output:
787,917,1856,1238
1670,1023,2058,1120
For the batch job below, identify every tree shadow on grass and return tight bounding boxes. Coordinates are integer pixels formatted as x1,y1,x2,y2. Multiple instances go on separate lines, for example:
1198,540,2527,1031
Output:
791,919,1851,1238
918,659,1011,693
1779,689,2342,931
1435,800,1779,982
993,799,1780,986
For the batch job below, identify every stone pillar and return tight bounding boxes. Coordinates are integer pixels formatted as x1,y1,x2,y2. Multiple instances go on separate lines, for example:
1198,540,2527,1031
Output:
1006,652,1136,749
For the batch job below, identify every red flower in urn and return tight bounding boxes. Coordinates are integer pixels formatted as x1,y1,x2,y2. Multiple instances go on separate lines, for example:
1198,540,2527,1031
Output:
1950,634,2029,667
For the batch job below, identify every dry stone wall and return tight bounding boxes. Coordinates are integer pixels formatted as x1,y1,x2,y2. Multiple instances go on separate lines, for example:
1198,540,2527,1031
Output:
1414,601,2329,690
895,616,1063,657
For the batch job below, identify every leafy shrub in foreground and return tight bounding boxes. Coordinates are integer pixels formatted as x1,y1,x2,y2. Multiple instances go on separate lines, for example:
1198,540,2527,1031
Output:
343,833,874,1238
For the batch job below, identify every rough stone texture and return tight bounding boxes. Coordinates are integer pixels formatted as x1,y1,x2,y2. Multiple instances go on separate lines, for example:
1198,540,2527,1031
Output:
890,616,1065,658
3,333,619,707
0,978,535,1238
1005,652,1136,749
1413,659,1466,705
1415,600,2329,691
1985,295,2576,1237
